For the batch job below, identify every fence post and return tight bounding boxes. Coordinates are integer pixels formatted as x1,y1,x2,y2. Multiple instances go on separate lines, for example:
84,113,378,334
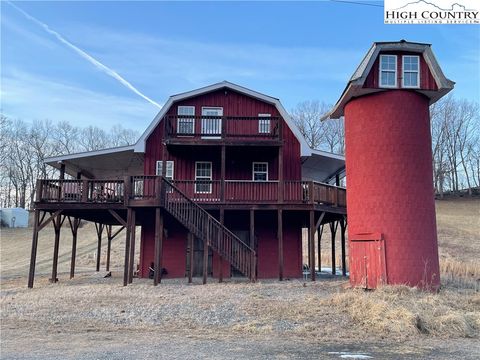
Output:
82,180,88,202
35,179,42,203
308,182,314,204
124,176,131,206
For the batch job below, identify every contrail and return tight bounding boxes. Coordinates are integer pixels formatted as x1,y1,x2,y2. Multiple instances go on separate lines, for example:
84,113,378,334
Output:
7,1,162,109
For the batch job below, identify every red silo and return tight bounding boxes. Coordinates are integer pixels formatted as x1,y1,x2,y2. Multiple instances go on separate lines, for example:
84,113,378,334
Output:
325,41,454,290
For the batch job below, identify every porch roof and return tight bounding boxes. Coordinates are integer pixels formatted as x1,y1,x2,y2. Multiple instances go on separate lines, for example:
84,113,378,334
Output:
44,145,144,179
301,149,345,183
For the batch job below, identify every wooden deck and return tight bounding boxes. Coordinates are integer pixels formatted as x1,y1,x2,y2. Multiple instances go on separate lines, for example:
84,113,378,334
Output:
34,177,347,211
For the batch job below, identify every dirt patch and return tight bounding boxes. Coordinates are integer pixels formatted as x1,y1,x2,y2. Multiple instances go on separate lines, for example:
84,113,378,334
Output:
1,198,479,358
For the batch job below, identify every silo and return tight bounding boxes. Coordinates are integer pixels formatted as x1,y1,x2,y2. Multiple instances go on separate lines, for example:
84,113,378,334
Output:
325,41,454,290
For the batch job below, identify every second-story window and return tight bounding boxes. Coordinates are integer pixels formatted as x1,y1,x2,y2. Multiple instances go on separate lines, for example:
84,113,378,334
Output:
402,55,420,88
177,106,195,135
156,160,174,180
379,55,397,88
258,113,271,134
195,162,212,193
252,162,268,181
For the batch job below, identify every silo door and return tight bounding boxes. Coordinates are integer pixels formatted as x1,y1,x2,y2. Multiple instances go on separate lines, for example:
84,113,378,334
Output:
350,235,386,289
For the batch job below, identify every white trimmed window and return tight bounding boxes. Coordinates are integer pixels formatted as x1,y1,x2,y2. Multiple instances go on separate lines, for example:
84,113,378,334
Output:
252,162,268,181
156,160,174,180
379,55,397,88
177,106,195,134
402,55,420,88
258,113,271,134
195,162,212,193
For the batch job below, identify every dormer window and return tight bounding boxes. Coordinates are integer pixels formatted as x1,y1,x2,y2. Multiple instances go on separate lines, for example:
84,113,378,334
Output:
379,55,397,88
402,55,420,88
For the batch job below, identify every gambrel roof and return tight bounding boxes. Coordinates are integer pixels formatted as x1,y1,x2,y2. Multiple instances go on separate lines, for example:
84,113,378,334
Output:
323,40,455,120
133,81,312,157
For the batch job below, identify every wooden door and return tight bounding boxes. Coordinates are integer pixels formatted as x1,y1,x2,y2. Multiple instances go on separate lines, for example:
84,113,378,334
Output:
192,236,212,277
201,107,223,138
350,236,386,289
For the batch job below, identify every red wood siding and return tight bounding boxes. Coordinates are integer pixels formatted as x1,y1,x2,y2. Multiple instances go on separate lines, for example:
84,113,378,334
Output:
167,88,279,117
364,51,438,91
139,210,303,279
139,212,188,279
144,87,302,181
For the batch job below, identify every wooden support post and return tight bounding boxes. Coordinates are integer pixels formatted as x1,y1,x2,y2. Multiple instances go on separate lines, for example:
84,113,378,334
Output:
309,210,315,281
50,214,63,283
330,221,339,275
123,209,132,286
95,223,104,272
128,210,136,283
28,210,40,288
340,218,347,277
250,209,255,281
68,217,80,279
106,225,112,272
220,146,226,203
317,224,324,274
153,208,163,286
219,208,225,283
278,209,283,281
59,163,65,180
278,146,284,203
203,225,209,285
188,232,194,284
82,180,88,203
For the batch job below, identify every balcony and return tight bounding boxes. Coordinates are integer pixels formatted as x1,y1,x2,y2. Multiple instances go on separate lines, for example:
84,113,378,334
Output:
35,177,346,210
164,115,282,145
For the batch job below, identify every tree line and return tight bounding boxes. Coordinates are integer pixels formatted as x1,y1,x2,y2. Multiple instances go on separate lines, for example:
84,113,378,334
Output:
1,94,478,209
290,95,480,198
0,115,139,209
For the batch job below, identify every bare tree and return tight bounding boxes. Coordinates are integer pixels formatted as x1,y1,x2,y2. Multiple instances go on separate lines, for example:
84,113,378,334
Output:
291,101,345,154
52,120,80,155
110,124,139,146
78,126,110,151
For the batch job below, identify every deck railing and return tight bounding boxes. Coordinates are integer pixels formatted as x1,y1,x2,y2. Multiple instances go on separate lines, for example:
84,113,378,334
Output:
37,179,124,203
36,178,346,207
164,115,281,140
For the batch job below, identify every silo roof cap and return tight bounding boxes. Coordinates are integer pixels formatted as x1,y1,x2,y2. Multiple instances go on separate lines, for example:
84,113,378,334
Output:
322,40,455,120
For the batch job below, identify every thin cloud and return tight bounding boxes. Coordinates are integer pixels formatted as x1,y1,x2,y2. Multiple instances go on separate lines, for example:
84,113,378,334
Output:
2,70,157,130
6,1,162,109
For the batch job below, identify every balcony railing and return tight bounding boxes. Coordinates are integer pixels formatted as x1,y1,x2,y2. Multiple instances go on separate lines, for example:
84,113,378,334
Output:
35,177,346,207
164,115,282,141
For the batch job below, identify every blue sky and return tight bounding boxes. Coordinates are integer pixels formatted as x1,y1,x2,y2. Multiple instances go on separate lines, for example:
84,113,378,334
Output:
1,1,479,132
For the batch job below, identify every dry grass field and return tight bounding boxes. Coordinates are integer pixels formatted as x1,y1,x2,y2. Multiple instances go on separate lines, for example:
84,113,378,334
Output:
1,198,479,359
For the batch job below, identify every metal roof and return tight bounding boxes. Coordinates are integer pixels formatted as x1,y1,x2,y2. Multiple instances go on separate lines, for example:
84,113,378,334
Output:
323,40,455,120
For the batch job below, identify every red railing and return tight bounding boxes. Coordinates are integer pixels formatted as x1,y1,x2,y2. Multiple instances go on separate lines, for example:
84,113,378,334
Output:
224,181,279,202
164,115,281,140
36,178,346,207
37,179,124,203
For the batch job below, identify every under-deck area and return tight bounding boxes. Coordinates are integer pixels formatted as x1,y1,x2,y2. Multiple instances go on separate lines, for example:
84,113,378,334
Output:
28,176,347,288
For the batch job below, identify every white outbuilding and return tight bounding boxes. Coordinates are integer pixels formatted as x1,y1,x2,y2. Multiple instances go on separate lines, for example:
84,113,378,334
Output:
0,208,29,228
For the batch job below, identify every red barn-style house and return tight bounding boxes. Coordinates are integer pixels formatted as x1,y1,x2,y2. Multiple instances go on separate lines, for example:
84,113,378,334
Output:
28,81,347,288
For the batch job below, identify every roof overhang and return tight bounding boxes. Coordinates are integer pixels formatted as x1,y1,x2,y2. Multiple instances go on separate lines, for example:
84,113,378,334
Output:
301,149,345,183
133,81,312,157
323,41,455,120
45,145,144,179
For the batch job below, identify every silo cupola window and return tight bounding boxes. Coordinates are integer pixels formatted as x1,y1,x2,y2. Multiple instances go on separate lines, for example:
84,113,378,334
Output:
379,55,397,88
402,55,420,88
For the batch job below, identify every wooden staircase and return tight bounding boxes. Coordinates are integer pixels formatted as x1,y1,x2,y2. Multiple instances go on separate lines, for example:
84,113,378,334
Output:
160,178,256,280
